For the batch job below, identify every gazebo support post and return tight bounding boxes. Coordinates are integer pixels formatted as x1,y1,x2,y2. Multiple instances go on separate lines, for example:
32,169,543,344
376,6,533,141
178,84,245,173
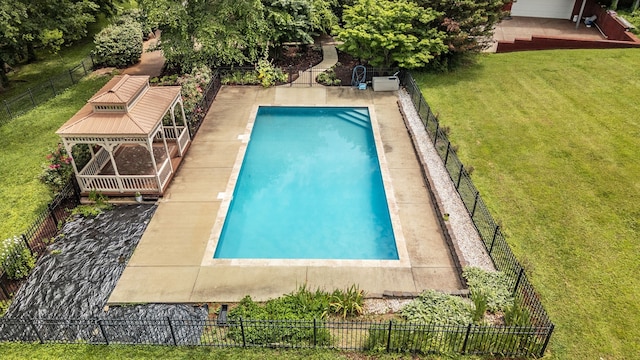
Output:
105,142,125,193
178,98,190,141
169,105,182,156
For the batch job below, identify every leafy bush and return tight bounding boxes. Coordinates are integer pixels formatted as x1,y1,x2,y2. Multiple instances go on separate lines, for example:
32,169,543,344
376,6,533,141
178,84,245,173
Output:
328,284,364,318
93,21,143,67
364,323,441,353
316,67,341,86
39,143,74,194
463,267,514,313
70,190,113,218
0,236,36,280
400,290,473,325
256,59,287,87
221,70,261,85
117,8,152,38
226,287,332,346
0,299,11,317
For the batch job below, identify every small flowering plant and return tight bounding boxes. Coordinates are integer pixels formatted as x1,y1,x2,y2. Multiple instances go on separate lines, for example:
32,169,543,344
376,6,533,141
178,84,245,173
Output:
0,236,36,280
40,143,74,194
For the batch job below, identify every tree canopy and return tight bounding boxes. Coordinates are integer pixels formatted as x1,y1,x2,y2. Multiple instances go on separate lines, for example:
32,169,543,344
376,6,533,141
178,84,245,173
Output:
336,0,448,68
0,0,114,87
142,0,337,72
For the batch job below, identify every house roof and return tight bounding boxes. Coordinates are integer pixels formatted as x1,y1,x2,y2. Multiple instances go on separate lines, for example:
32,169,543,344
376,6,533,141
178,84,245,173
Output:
56,75,182,137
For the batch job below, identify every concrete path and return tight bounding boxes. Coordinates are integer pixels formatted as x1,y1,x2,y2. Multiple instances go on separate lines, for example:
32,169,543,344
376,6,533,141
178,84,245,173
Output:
123,31,165,77
109,86,462,303
291,35,339,85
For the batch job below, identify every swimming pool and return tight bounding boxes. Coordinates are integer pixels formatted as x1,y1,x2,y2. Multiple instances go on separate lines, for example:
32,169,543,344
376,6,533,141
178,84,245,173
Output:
213,106,399,260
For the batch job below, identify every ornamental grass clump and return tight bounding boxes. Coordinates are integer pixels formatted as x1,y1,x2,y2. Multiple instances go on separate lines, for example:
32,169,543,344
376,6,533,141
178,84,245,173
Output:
0,236,36,280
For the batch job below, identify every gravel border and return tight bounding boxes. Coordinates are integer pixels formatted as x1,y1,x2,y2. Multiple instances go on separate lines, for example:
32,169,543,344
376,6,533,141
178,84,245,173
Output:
397,89,494,271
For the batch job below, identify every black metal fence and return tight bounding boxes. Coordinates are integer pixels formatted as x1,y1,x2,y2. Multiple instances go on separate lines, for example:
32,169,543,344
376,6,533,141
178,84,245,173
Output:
0,317,552,356
218,66,398,87
187,69,222,138
0,180,81,300
0,70,554,357
1,56,95,125
400,72,554,331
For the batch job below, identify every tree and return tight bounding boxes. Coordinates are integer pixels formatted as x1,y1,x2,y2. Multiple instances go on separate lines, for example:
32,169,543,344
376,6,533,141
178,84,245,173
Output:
0,0,114,88
264,0,315,46
142,0,271,72
0,1,28,87
335,0,448,68
419,0,507,54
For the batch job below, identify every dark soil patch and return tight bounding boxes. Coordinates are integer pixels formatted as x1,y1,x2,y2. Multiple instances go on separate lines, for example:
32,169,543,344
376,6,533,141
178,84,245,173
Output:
273,44,323,71
332,50,364,86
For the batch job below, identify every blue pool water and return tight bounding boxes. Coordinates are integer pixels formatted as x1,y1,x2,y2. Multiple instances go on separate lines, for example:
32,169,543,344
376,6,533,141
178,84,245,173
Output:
214,106,398,260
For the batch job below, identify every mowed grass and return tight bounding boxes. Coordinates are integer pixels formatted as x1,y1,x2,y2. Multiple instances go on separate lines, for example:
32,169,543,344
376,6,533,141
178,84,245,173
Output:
0,75,112,240
0,343,482,360
415,49,640,359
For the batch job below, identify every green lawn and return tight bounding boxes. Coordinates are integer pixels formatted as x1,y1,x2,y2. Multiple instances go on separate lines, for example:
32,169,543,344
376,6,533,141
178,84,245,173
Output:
0,75,112,240
0,15,109,103
414,48,640,359
0,344,480,360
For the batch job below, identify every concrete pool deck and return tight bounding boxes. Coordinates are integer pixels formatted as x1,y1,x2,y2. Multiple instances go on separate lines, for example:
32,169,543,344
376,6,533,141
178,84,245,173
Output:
108,86,463,303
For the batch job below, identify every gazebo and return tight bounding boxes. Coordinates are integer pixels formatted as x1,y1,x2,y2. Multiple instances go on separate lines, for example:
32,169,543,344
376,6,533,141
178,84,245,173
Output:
56,74,190,197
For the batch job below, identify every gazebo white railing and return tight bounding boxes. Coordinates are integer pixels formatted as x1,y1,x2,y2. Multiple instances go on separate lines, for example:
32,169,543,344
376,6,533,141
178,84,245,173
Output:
56,75,190,196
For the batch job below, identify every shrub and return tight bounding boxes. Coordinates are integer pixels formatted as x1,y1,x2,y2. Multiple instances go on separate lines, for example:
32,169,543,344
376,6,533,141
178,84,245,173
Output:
39,143,74,194
221,70,261,85
256,59,286,87
117,8,152,38
328,285,364,318
0,299,11,317
0,236,36,280
93,21,143,67
400,290,473,325
463,267,514,313
70,190,113,218
316,67,341,86
226,286,333,346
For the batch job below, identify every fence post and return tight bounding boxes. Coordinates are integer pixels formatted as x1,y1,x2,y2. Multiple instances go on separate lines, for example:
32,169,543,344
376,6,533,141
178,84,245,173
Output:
444,142,451,166
471,191,479,218
4,100,11,119
29,319,44,344
69,69,75,84
456,164,464,189
313,318,317,347
21,234,32,253
0,281,10,299
28,88,36,106
513,267,524,294
539,324,555,357
167,317,177,345
48,204,58,225
81,61,87,76
433,122,439,146
98,320,109,345
386,320,393,353
308,65,312,87
240,317,246,347
49,79,57,96
489,225,500,254
89,54,95,68
461,324,472,354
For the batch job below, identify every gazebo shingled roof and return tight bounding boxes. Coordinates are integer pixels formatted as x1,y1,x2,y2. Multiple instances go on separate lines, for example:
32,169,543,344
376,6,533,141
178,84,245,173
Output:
56,75,182,137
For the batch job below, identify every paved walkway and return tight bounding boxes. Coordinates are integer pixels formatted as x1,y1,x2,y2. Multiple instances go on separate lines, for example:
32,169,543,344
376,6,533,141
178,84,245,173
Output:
123,31,165,78
109,86,463,303
291,35,339,85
